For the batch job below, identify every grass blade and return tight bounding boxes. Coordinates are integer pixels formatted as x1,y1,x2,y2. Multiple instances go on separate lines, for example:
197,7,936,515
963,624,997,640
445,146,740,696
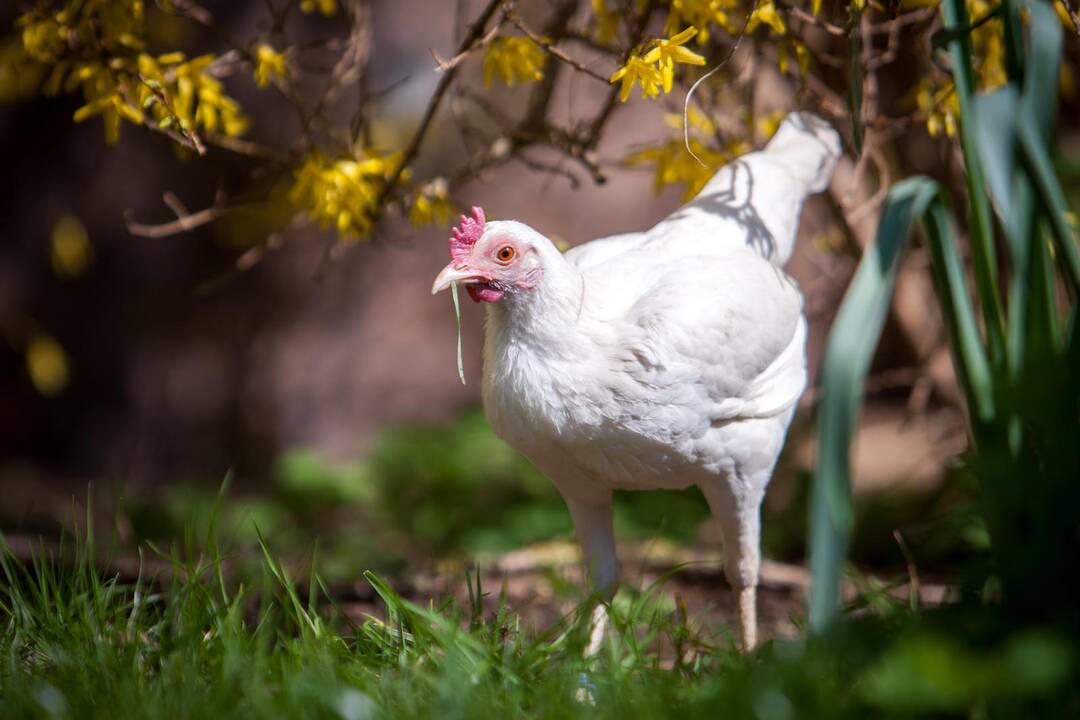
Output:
451,281,466,386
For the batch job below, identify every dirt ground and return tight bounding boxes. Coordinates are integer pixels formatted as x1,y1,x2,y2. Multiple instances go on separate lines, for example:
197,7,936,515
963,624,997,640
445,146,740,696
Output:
334,540,953,644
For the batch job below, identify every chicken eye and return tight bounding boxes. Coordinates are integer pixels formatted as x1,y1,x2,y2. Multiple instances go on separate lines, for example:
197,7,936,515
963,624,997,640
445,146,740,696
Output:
495,246,516,264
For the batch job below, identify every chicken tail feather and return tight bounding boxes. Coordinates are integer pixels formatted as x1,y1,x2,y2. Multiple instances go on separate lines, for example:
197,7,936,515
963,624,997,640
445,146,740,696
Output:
762,112,842,195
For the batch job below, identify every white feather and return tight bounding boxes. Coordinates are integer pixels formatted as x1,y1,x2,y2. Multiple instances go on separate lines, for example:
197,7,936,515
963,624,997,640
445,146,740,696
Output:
472,113,841,639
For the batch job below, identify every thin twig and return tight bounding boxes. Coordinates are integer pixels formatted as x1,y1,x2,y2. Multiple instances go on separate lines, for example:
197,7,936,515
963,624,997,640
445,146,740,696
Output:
431,21,503,72
205,133,290,162
583,0,658,147
125,205,228,238
506,11,609,82
892,529,921,611
774,0,848,36
371,0,504,222
162,191,189,219
135,75,207,156
126,188,234,238
541,126,607,184
141,115,207,156
774,0,935,36
845,145,891,224
685,0,759,167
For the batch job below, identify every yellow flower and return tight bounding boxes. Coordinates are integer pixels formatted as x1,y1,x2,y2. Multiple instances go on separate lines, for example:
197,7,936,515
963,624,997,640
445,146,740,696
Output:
51,215,93,278
755,110,785,141
591,0,620,44
300,0,337,16
169,54,250,136
18,13,64,63
662,106,715,135
0,41,45,101
625,139,725,199
610,53,664,101
665,0,741,41
68,61,141,144
19,0,146,63
643,27,706,93
409,179,455,228
254,44,287,89
914,78,960,137
968,0,1006,91
289,149,407,240
746,0,787,35
25,334,70,397
13,2,249,147
39,45,249,144
483,37,546,87
626,109,751,199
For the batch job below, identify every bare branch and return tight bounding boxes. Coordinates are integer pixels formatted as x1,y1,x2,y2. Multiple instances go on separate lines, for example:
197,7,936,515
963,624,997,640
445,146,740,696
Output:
134,74,207,156
774,0,935,36
205,134,291,162
125,191,231,238
774,0,848,36
506,10,609,83
431,19,503,72
125,205,227,238
371,0,505,221
582,0,658,148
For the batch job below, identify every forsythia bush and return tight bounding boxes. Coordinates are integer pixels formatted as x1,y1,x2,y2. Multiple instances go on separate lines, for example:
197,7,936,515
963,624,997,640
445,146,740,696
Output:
1,0,1075,244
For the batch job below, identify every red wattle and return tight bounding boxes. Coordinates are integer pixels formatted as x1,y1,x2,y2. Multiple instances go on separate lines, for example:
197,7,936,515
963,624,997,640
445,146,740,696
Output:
467,284,505,303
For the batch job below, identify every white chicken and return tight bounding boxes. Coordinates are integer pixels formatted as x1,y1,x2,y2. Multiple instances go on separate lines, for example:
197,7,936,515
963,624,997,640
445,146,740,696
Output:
432,112,841,650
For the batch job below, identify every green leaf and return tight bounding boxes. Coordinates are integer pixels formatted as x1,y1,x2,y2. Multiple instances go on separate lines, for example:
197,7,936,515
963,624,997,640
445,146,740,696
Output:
1015,107,1080,295
972,87,1034,383
940,0,1007,369
971,1,1066,385
972,88,1018,225
810,179,927,630
929,4,1002,49
1000,0,1026,81
1020,0,1062,142
1011,1,1066,378
810,178,994,630
920,192,996,426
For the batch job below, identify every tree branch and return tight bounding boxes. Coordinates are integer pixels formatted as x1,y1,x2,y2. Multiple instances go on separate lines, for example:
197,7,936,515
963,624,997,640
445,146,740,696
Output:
370,0,505,223
506,10,609,83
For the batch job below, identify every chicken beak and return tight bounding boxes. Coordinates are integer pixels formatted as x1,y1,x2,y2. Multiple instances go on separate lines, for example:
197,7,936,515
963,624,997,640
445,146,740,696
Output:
431,264,482,295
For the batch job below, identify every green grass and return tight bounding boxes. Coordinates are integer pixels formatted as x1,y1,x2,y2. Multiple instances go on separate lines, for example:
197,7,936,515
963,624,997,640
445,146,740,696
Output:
124,409,719,587
2,514,1078,720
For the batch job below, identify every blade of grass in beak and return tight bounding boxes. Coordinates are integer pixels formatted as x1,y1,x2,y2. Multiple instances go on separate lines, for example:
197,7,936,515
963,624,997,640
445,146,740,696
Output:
452,281,466,385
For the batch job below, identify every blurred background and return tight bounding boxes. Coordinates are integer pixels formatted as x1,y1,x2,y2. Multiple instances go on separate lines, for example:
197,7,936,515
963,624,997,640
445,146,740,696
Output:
1,0,1076,634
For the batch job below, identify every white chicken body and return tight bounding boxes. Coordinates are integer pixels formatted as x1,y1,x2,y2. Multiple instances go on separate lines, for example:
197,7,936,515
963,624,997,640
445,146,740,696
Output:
434,113,841,650
482,243,806,493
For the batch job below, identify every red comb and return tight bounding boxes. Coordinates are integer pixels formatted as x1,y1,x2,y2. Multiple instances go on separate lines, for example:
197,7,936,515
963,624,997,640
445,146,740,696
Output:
449,206,486,263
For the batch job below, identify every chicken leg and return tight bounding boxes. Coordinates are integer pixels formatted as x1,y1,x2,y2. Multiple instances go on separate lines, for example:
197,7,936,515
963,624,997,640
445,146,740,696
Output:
563,491,618,655
700,472,768,652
